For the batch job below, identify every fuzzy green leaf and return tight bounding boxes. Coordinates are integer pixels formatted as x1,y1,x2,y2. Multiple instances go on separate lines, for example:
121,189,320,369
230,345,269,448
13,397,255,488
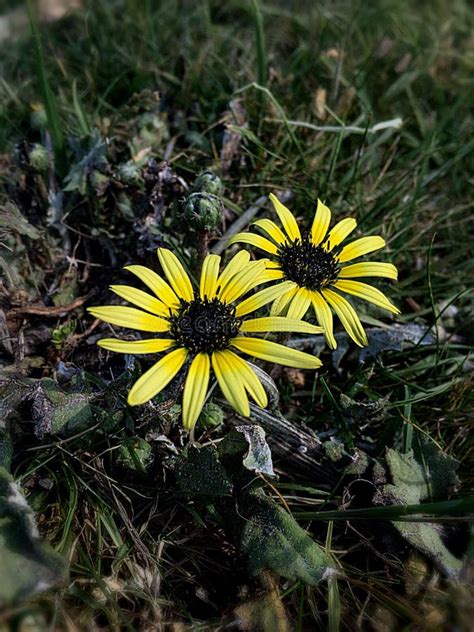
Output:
240,490,332,585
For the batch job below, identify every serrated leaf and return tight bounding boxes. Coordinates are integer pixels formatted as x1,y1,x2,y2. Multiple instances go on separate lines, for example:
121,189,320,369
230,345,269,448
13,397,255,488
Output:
240,490,332,585
0,467,67,607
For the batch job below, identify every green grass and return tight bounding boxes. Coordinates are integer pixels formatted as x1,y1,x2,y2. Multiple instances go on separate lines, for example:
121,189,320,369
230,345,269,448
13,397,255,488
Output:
0,0,473,629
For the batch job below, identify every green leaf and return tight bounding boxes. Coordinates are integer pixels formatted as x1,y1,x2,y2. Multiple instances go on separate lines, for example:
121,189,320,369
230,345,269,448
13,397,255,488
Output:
382,447,463,577
240,490,332,585
0,467,67,607
174,445,233,497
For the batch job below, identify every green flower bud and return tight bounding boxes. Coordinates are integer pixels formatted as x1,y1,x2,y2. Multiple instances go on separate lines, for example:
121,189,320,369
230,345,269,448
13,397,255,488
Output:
192,170,224,196
198,402,224,429
28,144,50,172
30,103,48,130
184,192,222,231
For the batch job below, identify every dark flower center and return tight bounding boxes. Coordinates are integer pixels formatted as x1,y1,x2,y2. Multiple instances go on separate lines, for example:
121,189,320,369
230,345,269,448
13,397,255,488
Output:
169,297,241,354
277,236,339,290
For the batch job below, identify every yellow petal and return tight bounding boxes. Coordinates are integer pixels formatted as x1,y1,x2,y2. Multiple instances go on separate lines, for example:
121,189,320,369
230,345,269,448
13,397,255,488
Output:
286,287,311,319
110,285,169,317
252,218,287,245
211,350,250,417
339,262,398,280
157,248,194,302
235,281,296,317
337,236,385,263
321,288,368,347
98,338,175,354
231,337,322,369
260,268,285,282
227,232,278,255
310,291,336,349
88,306,170,332
216,251,251,294
270,286,299,315
127,347,188,406
269,193,301,242
325,218,357,251
333,280,400,314
182,352,211,430
200,254,221,300
124,265,179,309
219,261,266,304
311,199,331,246
240,316,323,334
224,351,267,408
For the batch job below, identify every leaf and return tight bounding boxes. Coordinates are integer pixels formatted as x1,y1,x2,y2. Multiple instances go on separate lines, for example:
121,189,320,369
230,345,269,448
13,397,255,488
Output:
240,490,333,585
219,425,275,477
174,445,233,497
0,467,67,607
31,379,94,439
381,447,463,577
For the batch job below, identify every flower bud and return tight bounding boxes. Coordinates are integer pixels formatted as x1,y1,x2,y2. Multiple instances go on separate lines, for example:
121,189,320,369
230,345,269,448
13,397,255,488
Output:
184,192,222,231
192,170,224,196
30,102,47,130
28,144,50,172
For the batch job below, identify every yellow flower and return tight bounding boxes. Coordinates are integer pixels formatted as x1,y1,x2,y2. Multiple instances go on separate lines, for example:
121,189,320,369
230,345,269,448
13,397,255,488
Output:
228,193,399,349
88,248,322,430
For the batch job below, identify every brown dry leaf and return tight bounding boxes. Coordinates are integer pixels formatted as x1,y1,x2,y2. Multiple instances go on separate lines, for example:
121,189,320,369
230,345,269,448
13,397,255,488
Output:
284,368,305,388
313,88,327,120
226,587,290,632
335,86,356,119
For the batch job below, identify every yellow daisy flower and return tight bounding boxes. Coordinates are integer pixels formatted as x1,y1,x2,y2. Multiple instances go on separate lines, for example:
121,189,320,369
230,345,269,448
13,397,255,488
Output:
88,248,323,430
228,193,400,349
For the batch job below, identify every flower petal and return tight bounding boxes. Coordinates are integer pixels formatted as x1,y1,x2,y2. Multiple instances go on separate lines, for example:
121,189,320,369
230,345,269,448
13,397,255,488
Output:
223,351,267,408
98,338,175,354
219,261,266,304
200,254,221,300
88,306,170,332
182,352,211,430
269,193,301,242
110,285,169,316
270,286,299,315
216,251,251,294
321,288,368,347
286,287,312,319
337,236,385,263
231,336,322,369
212,350,250,417
124,265,179,309
157,248,194,302
235,281,296,317
260,268,285,282
240,316,323,334
252,218,287,245
333,280,400,314
325,218,357,251
311,199,331,246
339,262,398,280
310,291,336,349
127,347,188,406
227,232,278,254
